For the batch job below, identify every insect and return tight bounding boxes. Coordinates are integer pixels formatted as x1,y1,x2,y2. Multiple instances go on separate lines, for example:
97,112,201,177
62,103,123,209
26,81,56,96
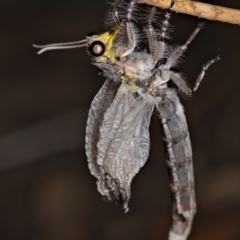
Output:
34,0,220,239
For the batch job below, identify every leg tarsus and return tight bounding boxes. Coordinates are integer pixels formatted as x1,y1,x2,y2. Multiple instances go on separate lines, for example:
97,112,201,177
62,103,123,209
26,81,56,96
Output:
113,0,122,26
185,20,205,46
193,55,220,92
126,0,137,22
160,10,171,41
165,21,205,69
148,6,156,25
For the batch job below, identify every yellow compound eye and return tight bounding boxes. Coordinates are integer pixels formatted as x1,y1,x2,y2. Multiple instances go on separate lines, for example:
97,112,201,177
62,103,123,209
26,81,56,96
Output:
89,41,106,57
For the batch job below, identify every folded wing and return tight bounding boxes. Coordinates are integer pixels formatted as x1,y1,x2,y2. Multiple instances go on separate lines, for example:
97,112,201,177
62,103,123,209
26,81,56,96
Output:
85,79,119,200
97,83,156,212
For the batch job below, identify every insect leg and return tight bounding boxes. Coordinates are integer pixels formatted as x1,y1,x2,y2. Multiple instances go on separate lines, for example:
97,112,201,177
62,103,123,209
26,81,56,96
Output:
120,0,137,57
146,7,165,63
165,21,205,69
113,0,122,26
159,10,171,41
193,55,220,92
147,7,158,55
170,72,192,96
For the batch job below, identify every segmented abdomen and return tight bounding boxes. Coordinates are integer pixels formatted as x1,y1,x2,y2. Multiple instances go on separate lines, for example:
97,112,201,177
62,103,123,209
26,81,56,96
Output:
156,89,196,239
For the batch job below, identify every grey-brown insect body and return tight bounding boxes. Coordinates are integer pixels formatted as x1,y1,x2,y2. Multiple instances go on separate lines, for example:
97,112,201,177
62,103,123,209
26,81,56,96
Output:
33,0,220,239
156,89,196,238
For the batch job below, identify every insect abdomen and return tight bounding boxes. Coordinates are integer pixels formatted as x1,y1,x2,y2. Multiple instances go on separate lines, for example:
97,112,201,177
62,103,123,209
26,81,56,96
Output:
156,89,196,239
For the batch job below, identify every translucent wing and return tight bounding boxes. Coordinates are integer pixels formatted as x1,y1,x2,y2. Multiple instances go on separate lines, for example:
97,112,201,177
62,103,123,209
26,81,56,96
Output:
97,83,156,212
85,79,119,199
155,89,196,239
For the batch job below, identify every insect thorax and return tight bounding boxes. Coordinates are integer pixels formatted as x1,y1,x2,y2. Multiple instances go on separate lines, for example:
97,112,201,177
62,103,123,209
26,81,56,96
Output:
86,27,168,96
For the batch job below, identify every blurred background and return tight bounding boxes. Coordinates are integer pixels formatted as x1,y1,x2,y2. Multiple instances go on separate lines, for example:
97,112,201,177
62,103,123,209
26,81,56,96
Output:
0,0,240,239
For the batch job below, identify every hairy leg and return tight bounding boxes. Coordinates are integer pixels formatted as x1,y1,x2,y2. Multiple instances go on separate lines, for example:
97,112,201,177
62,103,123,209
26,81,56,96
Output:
113,0,122,26
165,21,205,69
147,8,168,63
170,72,192,96
193,55,220,92
121,0,137,57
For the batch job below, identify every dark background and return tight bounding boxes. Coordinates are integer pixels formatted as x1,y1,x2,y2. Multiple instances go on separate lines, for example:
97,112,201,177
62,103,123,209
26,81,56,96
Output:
0,0,240,239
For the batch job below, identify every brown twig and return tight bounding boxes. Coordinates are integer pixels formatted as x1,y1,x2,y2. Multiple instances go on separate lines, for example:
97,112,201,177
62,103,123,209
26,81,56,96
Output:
139,0,240,25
